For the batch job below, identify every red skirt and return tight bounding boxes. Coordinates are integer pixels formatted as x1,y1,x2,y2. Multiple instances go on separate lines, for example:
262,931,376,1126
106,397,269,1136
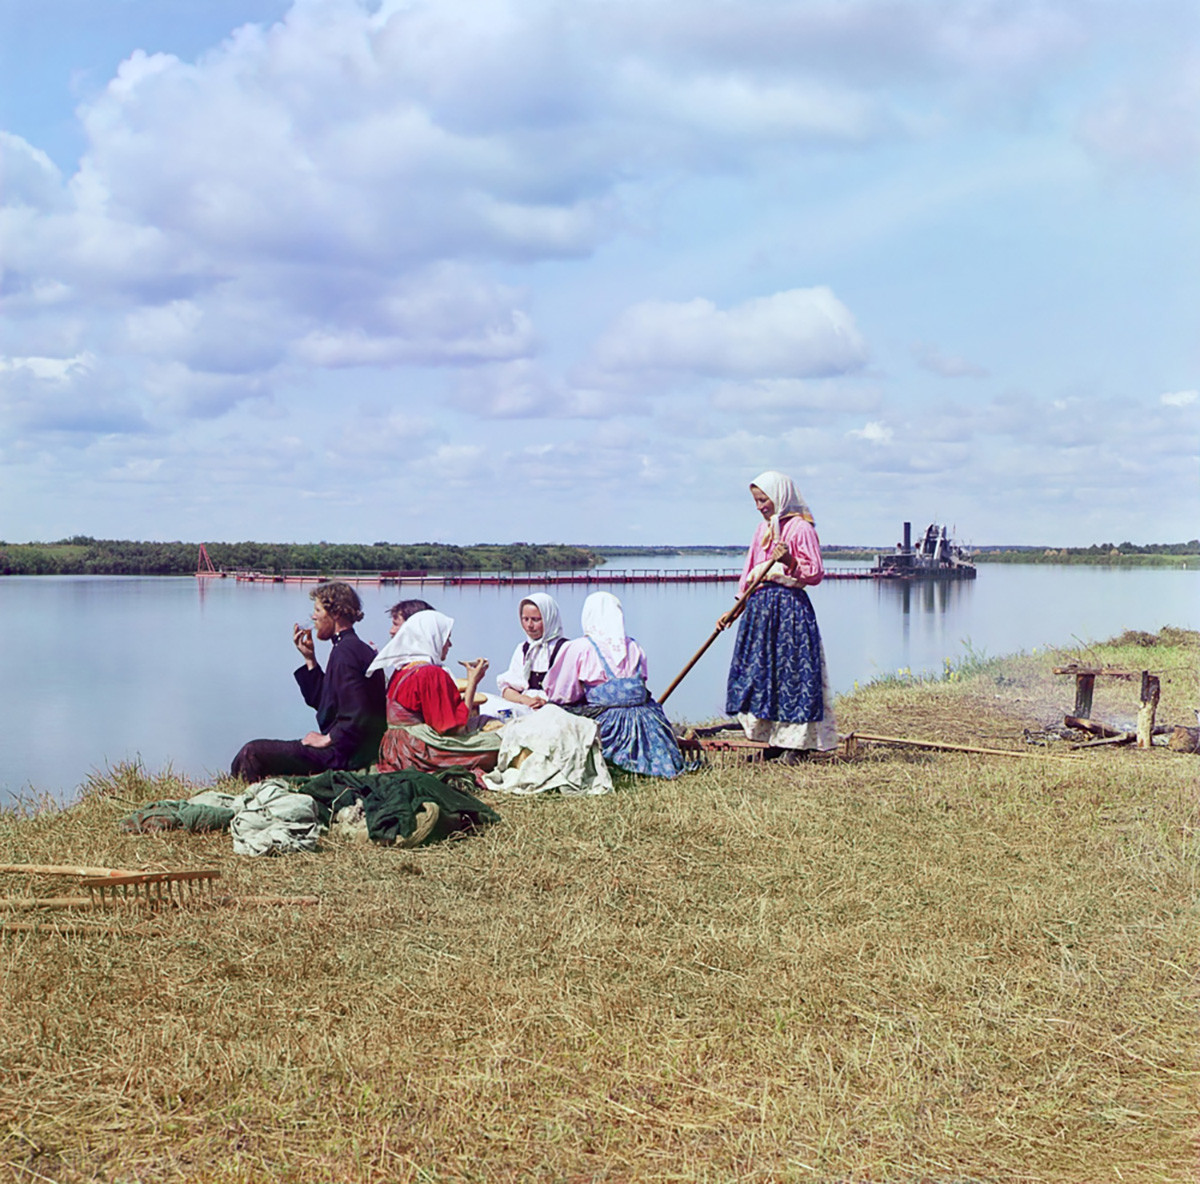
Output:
377,724,499,790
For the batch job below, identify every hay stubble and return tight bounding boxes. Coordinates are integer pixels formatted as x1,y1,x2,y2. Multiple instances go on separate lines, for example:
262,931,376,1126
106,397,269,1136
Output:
1,634,1197,1182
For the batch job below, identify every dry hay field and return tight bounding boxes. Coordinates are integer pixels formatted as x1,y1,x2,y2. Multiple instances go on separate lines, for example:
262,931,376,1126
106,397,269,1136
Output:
2,630,1197,1183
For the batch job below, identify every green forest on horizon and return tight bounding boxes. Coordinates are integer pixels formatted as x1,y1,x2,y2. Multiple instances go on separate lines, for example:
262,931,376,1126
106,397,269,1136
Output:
0,538,598,576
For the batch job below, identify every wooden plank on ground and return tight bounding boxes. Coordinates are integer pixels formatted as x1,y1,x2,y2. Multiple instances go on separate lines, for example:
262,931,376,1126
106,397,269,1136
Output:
846,732,1079,762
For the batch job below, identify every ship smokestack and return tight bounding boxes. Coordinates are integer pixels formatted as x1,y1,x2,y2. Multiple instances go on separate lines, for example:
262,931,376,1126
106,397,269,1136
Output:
902,522,911,552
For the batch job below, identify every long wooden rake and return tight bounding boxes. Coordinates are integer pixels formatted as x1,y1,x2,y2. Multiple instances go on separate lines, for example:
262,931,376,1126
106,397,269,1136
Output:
0,864,220,912
0,866,317,930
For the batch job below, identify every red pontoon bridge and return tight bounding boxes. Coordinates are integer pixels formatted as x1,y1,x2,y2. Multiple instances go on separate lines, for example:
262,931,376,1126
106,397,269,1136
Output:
194,546,877,585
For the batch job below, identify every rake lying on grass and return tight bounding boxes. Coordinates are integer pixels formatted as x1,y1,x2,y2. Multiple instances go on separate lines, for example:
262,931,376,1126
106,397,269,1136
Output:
0,865,318,924
0,863,220,910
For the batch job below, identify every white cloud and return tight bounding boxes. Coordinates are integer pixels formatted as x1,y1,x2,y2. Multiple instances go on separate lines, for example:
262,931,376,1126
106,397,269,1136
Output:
848,420,894,444
107,457,166,482
1161,389,1198,407
0,353,94,382
291,266,536,368
139,362,271,418
0,133,68,211
591,288,868,379
603,0,1086,85
616,63,885,146
0,353,151,439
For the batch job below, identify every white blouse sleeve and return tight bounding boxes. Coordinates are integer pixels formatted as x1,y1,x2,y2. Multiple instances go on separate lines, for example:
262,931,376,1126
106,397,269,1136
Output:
495,641,528,694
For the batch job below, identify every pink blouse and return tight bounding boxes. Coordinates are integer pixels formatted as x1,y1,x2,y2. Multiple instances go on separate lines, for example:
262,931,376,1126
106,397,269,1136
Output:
738,516,825,595
543,637,649,705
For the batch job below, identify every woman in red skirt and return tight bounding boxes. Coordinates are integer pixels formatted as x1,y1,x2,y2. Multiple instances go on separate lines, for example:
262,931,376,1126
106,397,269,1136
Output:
368,610,500,787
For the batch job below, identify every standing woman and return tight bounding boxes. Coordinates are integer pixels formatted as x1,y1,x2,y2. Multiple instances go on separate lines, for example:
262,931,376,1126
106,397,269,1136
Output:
722,471,837,760
496,593,567,713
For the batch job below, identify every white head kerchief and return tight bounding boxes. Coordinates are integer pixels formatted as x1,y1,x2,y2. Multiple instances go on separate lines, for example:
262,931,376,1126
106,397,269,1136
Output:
367,610,454,678
750,470,815,542
520,593,564,680
581,591,628,669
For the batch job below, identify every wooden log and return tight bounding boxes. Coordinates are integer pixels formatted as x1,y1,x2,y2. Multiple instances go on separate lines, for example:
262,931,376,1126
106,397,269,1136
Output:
1136,672,1160,749
1070,733,1135,750
1168,726,1200,754
1053,666,1138,680
1072,672,1096,719
1064,715,1124,738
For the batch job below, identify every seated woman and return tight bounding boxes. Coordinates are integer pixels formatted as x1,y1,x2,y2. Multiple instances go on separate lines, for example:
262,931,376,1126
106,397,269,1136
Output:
495,593,568,715
367,610,501,788
386,598,434,638
544,591,684,779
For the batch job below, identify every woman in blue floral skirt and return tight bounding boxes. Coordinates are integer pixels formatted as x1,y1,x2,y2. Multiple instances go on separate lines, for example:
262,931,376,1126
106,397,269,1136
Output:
721,471,837,761
545,592,684,779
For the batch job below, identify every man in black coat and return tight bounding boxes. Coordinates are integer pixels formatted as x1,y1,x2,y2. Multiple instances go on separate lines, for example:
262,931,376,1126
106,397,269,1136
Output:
230,581,386,781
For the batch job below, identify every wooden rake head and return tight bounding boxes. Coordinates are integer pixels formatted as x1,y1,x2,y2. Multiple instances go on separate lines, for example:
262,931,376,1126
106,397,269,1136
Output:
78,869,220,908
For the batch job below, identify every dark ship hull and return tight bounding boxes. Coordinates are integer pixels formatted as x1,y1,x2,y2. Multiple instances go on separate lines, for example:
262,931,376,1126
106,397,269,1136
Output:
872,522,976,579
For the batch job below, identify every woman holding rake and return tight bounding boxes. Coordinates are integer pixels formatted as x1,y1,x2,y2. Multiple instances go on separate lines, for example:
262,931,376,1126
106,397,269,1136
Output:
720,471,837,762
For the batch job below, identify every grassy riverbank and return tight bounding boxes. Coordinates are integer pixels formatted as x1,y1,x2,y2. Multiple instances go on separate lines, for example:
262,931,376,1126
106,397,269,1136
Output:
2,630,1197,1182
974,549,1199,568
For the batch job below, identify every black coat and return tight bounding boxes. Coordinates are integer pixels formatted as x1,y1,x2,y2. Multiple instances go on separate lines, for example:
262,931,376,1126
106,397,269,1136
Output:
294,628,386,769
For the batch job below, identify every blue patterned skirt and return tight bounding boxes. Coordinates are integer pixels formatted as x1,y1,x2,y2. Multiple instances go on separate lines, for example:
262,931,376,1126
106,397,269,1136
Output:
585,677,684,779
725,583,825,724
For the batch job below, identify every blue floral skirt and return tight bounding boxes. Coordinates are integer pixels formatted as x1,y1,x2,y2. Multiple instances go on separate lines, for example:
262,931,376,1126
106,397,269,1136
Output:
725,583,825,724
584,677,684,779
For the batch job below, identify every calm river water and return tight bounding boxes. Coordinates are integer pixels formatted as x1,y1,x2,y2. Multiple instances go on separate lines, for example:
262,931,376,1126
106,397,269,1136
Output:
2,559,1196,802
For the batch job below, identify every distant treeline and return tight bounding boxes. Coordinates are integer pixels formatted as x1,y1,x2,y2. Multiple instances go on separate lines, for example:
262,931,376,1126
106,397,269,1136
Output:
0,537,598,576
974,541,1199,566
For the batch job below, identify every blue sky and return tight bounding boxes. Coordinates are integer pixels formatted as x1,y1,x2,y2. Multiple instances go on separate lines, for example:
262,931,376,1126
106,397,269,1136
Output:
1,0,1197,547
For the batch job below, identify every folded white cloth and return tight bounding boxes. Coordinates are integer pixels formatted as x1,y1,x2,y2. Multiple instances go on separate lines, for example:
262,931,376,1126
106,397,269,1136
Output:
230,779,322,856
483,704,613,797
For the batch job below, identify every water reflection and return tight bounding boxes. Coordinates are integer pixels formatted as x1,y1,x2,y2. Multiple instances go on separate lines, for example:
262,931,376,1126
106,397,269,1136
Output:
880,576,973,617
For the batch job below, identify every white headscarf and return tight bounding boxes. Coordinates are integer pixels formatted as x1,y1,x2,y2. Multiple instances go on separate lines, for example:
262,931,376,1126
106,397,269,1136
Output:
519,593,564,680
580,591,629,669
367,610,454,678
750,470,815,544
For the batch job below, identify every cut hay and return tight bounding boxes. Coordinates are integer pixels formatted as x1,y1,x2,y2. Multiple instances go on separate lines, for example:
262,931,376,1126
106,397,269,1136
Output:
0,632,1197,1182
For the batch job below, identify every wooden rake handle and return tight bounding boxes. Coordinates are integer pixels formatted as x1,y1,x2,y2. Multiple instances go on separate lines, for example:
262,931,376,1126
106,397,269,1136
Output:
0,864,136,878
658,557,779,705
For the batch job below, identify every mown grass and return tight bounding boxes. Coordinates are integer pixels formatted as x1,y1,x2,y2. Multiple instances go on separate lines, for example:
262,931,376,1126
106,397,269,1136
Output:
1,632,1197,1183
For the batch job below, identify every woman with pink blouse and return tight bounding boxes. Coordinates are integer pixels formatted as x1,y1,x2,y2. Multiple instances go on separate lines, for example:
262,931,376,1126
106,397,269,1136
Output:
721,471,837,761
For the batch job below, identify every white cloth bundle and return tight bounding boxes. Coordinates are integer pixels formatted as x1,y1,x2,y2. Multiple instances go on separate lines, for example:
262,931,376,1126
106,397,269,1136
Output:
483,704,613,797
229,779,322,856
